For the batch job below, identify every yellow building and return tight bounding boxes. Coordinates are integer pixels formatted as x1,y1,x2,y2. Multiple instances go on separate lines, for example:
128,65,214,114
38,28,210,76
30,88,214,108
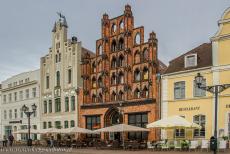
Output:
161,7,230,140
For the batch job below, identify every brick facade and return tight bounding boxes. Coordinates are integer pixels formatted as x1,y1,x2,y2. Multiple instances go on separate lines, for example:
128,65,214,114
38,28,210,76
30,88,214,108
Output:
79,5,161,141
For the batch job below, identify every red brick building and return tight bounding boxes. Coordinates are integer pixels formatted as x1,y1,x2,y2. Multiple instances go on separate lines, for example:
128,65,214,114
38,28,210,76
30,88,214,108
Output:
79,5,164,141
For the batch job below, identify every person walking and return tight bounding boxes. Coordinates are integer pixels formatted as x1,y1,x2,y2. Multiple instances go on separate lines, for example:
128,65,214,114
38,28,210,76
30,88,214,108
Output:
8,134,14,146
3,135,7,147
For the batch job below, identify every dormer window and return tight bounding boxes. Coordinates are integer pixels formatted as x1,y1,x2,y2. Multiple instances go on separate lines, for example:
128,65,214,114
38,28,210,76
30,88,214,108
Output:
185,54,197,68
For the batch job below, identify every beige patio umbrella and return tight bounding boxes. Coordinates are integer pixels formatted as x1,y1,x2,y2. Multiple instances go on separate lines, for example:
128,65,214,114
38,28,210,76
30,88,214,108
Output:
14,129,42,134
69,127,98,134
94,123,149,149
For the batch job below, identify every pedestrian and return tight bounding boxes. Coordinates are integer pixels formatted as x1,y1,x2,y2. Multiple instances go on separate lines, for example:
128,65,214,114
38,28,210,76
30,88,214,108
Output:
3,135,7,147
8,134,14,146
50,136,54,148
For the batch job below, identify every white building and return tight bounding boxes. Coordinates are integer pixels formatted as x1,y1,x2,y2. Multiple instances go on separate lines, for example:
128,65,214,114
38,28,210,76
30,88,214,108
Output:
0,70,40,140
40,15,93,133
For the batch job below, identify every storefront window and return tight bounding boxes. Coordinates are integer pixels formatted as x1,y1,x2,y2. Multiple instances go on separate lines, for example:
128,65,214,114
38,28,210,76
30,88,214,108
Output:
193,115,206,137
86,116,101,138
128,113,148,140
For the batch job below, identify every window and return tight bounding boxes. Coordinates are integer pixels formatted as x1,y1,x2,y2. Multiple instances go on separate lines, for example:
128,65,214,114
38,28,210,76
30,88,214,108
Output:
8,93,12,102
111,57,117,68
98,60,102,72
59,53,61,62
174,81,185,99
185,54,197,68
92,62,96,73
68,69,72,84
14,109,17,119
118,38,124,50
118,72,124,84
175,129,185,138
98,45,103,55
32,88,36,98
111,24,117,33
3,95,6,103
92,94,97,103
71,96,75,111
193,115,206,137
20,109,23,118
128,113,148,140
118,90,124,101
228,113,230,138
56,71,60,86
98,93,103,102
111,91,117,101
194,80,206,97
4,110,7,119
92,77,97,88
98,76,103,88
142,67,149,80
55,54,58,63
26,89,29,99
65,97,69,112
48,122,52,128
48,100,52,113
134,88,141,99
19,91,23,100
14,92,17,101
64,121,69,128
70,120,75,127
111,40,116,52
119,20,124,29
134,51,141,64
46,76,50,89
55,98,61,112
56,42,60,49
43,122,47,129
134,33,141,44
118,55,125,67
55,121,61,129
86,116,100,138
142,86,149,98
111,73,117,85
134,68,141,82
44,101,47,113
143,48,148,61
9,110,12,119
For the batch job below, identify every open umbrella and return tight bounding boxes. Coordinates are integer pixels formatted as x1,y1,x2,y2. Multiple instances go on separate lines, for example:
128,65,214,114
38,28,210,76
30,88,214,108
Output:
14,129,41,134
69,127,98,134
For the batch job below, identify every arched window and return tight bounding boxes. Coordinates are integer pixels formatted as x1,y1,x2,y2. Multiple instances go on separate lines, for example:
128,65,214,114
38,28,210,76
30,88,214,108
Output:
135,33,141,44
143,48,148,61
98,45,103,55
56,71,60,86
111,56,117,68
98,76,103,88
118,71,124,84
111,91,117,101
92,94,97,103
98,60,102,72
98,92,103,102
111,23,117,33
111,72,117,85
119,20,124,29
92,61,96,73
111,40,117,52
118,90,124,101
193,115,206,137
134,88,141,99
134,68,141,82
118,54,125,67
118,38,124,50
134,50,141,64
143,67,149,80
142,86,149,98
92,76,96,88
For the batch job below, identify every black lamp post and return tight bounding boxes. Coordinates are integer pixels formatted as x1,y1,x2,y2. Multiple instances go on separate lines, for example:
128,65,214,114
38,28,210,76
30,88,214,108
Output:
21,104,37,146
195,73,230,154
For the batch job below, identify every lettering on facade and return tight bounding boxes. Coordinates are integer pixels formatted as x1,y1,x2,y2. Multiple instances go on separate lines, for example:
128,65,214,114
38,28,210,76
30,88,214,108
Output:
9,120,22,124
179,106,200,111
226,104,230,108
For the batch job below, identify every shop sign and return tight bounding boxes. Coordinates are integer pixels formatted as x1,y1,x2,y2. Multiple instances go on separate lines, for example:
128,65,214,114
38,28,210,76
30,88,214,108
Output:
9,120,22,124
179,106,200,111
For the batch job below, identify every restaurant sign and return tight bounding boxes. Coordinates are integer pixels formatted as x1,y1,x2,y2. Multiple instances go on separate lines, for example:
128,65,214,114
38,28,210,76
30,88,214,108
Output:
9,120,22,124
179,106,200,111
226,104,230,108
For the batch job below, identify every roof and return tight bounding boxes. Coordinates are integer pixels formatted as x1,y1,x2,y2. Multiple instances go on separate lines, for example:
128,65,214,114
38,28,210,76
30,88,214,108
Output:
81,47,95,59
158,60,167,74
164,43,212,74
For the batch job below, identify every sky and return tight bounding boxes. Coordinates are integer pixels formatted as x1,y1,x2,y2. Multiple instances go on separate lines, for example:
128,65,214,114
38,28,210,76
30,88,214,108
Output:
0,0,229,82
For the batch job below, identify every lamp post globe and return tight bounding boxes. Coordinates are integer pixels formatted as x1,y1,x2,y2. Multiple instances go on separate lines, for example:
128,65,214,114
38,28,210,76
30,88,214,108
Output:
195,73,204,87
32,104,37,112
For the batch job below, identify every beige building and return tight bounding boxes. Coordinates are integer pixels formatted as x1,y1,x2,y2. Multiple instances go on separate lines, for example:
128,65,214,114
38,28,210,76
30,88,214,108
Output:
0,70,40,140
40,15,93,132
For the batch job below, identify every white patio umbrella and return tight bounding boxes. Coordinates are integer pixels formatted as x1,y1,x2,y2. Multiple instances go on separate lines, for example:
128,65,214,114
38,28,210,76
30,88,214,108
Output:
69,127,98,134
14,129,41,134
94,123,149,149
40,128,62,134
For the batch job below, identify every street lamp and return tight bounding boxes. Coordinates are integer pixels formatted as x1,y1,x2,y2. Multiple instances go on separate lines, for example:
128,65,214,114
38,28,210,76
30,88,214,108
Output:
21,104,37,146
195,73,230,154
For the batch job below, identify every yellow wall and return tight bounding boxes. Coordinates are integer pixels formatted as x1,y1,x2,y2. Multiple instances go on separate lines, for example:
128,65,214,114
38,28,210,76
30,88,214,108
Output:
217,39,230,66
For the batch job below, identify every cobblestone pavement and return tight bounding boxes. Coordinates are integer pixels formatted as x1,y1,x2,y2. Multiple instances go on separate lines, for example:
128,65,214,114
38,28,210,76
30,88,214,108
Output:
0,147,229,154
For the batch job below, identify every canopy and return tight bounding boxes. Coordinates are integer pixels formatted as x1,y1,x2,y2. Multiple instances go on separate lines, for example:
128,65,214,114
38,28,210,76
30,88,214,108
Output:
14,129,41,134
69,127,98,134
147,115,201,129
40,128,62,134
94,124,149,133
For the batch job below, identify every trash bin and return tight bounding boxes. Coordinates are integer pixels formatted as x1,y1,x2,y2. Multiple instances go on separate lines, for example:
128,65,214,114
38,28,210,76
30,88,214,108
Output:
27,139,32,146
210,136,217,151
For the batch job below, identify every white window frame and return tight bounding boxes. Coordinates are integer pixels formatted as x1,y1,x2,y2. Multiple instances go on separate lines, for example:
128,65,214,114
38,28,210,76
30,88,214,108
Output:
184,54,197,68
